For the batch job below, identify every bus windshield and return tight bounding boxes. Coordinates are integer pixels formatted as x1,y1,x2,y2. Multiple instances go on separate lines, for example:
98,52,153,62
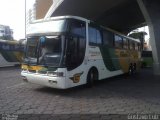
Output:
25,36,39,64
39,36,63,66
24,35,64,67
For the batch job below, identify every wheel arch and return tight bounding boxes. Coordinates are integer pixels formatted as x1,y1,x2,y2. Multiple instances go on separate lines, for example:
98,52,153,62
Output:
87,66,99,80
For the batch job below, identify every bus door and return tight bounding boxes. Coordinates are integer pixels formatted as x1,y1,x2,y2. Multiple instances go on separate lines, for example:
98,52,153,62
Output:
66,20,86,70
65,19,86,84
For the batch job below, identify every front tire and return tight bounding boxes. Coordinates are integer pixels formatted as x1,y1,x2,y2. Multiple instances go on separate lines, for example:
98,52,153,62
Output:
86,68,98,87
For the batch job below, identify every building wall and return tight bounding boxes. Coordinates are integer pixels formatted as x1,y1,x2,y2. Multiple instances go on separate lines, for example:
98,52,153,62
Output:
35,0,53,19
26,0,53,34
0,25,13,40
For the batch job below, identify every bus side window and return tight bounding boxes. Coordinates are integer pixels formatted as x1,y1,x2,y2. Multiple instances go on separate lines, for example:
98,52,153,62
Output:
89,26,102,46
123,38,129,49
96,29,102,45
135,42,139,50
128,40,130,50
138,43,141,51
103,30,114,47
130,41,135,50
132,42,135,50
89,27,97,45
114,35,123,49
129,40,132,50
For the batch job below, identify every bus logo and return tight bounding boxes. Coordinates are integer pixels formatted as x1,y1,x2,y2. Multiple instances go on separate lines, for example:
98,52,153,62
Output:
70,72,84,83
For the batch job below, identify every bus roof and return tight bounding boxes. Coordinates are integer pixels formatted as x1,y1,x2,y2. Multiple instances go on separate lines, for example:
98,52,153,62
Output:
103,27,140,43
30,16,90,24
28,15,140,42
27,16,90,36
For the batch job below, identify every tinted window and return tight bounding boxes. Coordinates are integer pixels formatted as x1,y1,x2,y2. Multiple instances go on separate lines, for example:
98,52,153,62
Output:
66,20,86,70
70,20,86,38
114,35,123,48
135,42,139,50
141,51,152,57
103,30,114,47
89,27,97,44
138,43,141,51
89,26,102,45
123,38,128,49
96,29,102,45
130,41,135,50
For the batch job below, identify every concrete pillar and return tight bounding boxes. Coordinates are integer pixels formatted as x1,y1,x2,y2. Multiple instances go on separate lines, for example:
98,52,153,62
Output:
137,0,160,75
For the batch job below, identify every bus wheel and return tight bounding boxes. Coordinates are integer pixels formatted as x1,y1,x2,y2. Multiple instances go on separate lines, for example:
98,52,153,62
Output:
86,68,98,87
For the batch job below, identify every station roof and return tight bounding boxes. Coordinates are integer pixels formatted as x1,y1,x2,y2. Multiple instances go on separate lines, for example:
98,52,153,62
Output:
50,0,145,34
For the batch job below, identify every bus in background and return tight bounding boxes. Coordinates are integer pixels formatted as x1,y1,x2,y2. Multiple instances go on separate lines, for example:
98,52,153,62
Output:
0,39,24,67
21,16,141,89
141,50,153,67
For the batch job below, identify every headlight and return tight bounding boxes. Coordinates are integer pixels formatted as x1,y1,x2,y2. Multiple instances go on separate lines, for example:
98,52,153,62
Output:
47,71,64,77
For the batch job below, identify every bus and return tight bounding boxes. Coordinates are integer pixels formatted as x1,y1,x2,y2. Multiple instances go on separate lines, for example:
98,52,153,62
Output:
0,39,24,67
141,50,153,67
21,16,141,89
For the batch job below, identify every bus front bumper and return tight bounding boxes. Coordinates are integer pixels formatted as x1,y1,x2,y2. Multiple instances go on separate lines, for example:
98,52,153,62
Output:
21,71,67,89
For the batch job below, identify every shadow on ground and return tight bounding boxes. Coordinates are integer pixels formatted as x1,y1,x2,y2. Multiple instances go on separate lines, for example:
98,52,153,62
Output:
34,68,160,103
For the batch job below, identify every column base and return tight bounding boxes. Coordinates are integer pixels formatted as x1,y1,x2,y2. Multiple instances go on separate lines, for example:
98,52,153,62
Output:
153,63,160,75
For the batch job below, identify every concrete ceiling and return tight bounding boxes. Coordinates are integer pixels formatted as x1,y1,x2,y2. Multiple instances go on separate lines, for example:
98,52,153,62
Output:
51,0,145,34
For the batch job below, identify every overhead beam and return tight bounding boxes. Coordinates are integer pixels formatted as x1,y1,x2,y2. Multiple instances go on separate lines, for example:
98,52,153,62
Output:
46,0,145,33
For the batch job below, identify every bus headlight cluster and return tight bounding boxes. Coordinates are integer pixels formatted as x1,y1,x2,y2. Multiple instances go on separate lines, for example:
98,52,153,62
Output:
47,71,64,77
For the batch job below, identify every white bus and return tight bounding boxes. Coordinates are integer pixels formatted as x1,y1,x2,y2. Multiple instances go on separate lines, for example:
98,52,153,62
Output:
0,53,19,67
21,16,141,89
0,39,24,67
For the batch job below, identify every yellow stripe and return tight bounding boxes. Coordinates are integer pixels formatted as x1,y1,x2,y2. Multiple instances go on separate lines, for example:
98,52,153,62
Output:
21,64,28,70
21,64,44,71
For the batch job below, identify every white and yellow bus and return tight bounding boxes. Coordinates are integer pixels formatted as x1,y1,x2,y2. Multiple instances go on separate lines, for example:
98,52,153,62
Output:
21,16,141,89
0,39,24,67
